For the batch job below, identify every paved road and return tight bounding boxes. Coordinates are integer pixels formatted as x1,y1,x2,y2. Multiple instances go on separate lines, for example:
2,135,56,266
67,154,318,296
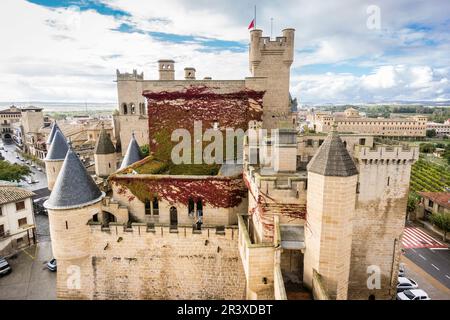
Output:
0,142,48,191
404,247,450,289
0,241,56,300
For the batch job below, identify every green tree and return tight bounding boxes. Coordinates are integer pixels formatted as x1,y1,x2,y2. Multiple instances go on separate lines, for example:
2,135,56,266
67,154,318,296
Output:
407,193,420,213
140,144,150,157
419,143,436,153
426,129,437,138
0,160,31,182
429,212,450,241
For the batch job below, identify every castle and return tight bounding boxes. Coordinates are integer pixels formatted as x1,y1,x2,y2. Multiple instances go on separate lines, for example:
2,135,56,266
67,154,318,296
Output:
44,28,418,300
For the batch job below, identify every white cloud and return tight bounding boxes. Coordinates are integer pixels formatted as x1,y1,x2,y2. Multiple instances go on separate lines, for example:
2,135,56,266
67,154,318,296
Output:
0,0,449,103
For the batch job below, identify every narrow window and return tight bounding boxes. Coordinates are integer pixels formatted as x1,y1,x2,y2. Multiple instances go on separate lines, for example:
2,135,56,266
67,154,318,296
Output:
65,221,68,229
152,197,159,215
108,163,111,168
145,199,151,215
387,177,390,186
188,198,195,216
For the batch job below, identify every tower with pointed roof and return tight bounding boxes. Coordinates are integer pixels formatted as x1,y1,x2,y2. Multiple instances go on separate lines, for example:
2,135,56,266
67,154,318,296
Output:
303,126,358,299
94,124,117,178
44,129,69,190
119,133,142,169
44,147,104,299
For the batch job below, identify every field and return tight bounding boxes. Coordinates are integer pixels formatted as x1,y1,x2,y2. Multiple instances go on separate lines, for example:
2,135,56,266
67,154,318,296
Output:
410,158,450,192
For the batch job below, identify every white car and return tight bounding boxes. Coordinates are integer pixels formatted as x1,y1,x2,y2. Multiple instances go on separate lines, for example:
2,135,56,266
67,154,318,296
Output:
397,277,418,292
397,289,430,300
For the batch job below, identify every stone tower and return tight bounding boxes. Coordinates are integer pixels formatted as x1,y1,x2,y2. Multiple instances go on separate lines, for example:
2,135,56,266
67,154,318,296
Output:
115,69,149,155
44,148,104,299
44,129,69,191
249,28,295,129
158,59,175,80
303,128,358,300
94,125,117,178
119,133,143,169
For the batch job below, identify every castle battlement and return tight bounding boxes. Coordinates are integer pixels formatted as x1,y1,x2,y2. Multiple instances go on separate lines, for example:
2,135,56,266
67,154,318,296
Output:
88,221,238,241
116,69,144,81
245,166,307,197
354,145,419,162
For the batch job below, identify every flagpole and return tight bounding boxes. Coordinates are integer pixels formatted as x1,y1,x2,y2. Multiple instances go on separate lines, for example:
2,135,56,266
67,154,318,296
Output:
254,5,256,29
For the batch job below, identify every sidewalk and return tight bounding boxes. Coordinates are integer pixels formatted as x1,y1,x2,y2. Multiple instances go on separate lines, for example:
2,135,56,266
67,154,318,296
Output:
401,255,450,300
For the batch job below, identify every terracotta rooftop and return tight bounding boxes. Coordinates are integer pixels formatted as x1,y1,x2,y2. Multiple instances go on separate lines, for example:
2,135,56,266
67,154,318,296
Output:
418,192,450,210
0,187,35,205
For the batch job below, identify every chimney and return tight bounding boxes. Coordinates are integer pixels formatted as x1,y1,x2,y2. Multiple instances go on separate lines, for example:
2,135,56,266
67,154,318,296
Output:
184,67,196,80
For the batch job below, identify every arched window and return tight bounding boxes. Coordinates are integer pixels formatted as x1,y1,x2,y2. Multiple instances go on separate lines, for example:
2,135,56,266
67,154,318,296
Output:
130,103,135,114
145,199,151,215
196,199,203,220
122,103,128,115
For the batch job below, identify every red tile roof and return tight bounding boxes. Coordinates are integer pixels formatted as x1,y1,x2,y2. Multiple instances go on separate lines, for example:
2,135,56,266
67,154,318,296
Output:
418,192,450,210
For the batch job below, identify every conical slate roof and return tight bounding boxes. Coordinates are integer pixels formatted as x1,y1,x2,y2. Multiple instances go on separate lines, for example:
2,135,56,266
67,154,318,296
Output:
120,134,142,169
45,130,69,161
94,127,116,155
44,148,104,210
46,122,60,145
307,129,358,177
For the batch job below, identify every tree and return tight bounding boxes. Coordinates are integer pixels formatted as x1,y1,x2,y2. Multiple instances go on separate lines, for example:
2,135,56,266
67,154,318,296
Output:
407,193,420,213
426,129,437,138
429,212,450,241
0,160,31,182
419,143,435,153
140,144,150,157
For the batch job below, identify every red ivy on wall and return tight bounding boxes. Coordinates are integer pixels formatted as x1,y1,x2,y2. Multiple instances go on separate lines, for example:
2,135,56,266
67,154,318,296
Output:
112,175,247,208
143,86,264,155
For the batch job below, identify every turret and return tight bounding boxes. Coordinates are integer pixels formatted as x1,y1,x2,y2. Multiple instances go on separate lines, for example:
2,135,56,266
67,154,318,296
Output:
46,121,60,147
303,127,358,299
247,28,295,129
119,133,143,169
94,124,117,178
44,147,104,298
44,130,69,191
158,59,175,80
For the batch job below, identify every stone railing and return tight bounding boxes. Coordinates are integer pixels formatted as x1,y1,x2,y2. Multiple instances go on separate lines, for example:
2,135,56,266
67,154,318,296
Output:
273,215,287,300
312,269,330,300
237,214,276,300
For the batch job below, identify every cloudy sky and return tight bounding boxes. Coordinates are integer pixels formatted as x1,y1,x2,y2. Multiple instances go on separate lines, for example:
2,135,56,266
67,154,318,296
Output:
0,0,449,104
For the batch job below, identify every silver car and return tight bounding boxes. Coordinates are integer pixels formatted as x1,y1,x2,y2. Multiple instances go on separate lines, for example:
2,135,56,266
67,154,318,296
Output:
0,257,12,276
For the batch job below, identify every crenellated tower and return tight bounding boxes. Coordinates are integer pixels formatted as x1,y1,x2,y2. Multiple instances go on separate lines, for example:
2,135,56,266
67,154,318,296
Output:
248,28,295,129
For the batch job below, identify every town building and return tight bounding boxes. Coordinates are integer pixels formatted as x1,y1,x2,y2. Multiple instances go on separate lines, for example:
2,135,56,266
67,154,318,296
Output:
44,27,418,300
309,108,427,137
426,120,450,137
0,106,22,143
0,183,36,256
417,192,450,220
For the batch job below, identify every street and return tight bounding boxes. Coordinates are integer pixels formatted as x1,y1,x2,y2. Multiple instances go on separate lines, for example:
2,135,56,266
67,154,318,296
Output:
0,141,48,192
401,224,450,299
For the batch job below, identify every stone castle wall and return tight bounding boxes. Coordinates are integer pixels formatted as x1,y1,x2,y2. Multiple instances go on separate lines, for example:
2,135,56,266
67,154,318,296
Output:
56,224,246,300
347,146,418,300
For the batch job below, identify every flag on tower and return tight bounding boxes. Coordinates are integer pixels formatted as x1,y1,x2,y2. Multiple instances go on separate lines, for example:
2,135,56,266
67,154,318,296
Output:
248,19,255,30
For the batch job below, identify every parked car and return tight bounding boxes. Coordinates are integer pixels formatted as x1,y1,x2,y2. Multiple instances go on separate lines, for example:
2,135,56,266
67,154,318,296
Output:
397,277,418,292
31,164,36,168
27,177,39,184
397,289,430,300
25,161,31,165
398,263,406,277
37,167,43,172
47,258,57,272
0,257,12,276
15,155,19,159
